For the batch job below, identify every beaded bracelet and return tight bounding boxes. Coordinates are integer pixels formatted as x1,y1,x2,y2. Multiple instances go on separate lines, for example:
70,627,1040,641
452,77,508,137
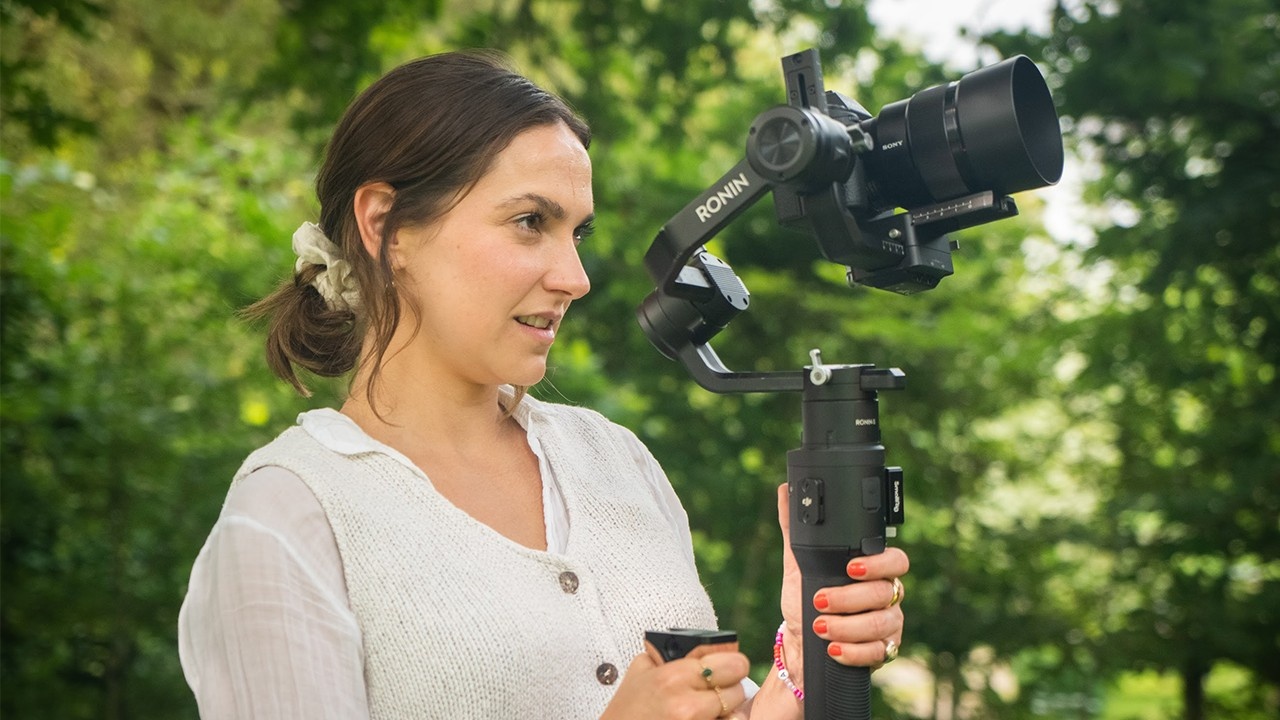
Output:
773,622,804,701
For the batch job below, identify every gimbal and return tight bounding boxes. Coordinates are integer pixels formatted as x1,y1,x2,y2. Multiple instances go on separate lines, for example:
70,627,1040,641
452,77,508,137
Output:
637,48,1062,719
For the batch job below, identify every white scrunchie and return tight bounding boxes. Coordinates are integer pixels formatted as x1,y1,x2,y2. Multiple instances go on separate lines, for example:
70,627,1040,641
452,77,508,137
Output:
292,222,361,312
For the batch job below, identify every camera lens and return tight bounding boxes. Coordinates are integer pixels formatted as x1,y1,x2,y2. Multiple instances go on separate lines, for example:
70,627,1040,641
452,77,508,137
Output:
861,55,1064,210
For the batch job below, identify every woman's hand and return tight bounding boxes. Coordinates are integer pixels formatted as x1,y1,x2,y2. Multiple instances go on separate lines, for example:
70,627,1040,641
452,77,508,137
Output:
600,641,750,720
777,483,910,670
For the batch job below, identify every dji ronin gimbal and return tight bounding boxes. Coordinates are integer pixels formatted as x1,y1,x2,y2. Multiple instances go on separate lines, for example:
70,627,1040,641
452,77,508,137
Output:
637,49,1063,720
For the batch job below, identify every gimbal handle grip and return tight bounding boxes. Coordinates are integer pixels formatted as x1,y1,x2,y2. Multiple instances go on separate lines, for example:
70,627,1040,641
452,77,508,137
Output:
802,571,873,720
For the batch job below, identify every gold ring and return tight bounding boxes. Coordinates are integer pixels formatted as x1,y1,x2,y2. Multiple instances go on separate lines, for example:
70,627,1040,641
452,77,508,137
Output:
699,662,714,687
883,639,899,663
888,577,904,607
712,685,729,716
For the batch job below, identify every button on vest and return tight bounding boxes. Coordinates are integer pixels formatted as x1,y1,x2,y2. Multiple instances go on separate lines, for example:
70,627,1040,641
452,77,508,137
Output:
558,570,579,594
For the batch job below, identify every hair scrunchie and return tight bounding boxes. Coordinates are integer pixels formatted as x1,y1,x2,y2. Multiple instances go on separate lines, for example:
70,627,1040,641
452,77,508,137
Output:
292,222,361,311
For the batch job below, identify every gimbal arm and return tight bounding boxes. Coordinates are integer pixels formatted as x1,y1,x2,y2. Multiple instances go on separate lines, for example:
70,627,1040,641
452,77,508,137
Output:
642,158,770,300
636,157,807,394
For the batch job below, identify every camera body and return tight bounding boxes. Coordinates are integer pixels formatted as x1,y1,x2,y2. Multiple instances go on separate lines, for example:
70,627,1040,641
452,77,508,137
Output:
748,51,1063,294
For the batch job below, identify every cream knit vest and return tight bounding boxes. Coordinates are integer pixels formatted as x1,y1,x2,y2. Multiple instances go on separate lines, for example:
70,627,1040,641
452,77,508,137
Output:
234,399,717,719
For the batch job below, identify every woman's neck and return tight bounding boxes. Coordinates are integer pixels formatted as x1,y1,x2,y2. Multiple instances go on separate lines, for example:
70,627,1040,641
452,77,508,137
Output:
340,358,514,461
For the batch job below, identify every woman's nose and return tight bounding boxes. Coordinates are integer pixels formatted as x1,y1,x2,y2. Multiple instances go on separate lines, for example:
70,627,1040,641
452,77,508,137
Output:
546,238,591,299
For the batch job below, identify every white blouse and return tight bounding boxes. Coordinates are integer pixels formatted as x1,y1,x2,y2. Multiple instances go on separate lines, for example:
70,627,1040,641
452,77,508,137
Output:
177,408,703,718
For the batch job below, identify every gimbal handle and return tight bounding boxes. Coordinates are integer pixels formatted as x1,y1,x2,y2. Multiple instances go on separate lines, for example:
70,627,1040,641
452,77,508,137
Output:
790,361,905,720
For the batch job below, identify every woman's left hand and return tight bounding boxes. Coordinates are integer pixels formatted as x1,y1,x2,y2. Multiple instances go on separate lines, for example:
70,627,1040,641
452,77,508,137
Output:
776,483,910,670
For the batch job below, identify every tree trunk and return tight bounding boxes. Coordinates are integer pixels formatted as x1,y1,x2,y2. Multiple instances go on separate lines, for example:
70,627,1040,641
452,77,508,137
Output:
1181,658,1208,720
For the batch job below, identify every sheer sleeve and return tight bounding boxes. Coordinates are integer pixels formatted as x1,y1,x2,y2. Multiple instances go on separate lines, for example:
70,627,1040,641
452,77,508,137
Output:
178,466,368,719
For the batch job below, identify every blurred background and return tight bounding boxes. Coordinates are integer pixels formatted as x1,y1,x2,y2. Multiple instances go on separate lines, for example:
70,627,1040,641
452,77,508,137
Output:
1,0,1276,717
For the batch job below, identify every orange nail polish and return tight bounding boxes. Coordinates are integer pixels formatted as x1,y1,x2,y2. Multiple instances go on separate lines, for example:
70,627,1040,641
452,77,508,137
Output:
828,643,843,657
814,593,829,611
848,561,868,577
813,618,828,635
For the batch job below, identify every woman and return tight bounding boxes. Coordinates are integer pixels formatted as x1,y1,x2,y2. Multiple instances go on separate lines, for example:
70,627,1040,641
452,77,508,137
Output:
178,50,909,719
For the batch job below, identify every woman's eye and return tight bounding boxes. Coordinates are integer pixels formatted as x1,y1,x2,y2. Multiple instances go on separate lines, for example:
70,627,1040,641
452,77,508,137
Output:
515,212,544,233
574,220,596,245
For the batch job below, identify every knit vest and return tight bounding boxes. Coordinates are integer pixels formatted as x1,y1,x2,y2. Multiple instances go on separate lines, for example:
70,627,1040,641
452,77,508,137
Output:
233,399,717,719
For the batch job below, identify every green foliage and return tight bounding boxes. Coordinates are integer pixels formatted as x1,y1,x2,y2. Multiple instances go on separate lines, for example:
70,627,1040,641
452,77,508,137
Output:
1,82,330,717
0,0,105,147
986,0,1280,716
2,22,332,702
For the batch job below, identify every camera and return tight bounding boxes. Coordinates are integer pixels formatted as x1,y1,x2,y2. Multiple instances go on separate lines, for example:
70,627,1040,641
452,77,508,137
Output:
639,50,1065,370
746,52,1064,294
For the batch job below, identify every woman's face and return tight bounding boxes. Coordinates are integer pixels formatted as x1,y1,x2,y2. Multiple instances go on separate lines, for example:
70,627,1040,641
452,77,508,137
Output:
392,121,594,391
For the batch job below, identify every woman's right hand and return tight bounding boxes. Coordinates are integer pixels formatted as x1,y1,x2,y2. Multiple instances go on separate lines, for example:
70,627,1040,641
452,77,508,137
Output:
600,641,750,720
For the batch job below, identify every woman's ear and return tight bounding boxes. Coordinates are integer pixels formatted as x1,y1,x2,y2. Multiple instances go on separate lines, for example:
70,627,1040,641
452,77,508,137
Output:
353,182,396,263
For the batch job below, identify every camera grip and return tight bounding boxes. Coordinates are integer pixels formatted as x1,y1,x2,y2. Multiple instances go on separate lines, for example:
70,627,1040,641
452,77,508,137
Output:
803,572,872,720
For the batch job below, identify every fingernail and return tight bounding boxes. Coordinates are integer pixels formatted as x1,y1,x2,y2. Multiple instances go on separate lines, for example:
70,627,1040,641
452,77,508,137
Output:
848,561,868,577
814,593,829,611
827,643,843,658
813,618,828,635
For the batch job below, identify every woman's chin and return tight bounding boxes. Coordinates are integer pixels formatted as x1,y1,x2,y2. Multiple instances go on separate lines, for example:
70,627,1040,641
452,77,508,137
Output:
506,363,549,388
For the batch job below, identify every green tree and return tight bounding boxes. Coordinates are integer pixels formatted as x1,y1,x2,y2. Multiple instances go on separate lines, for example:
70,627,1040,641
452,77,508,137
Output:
990,0,1280,717
2,1,330,716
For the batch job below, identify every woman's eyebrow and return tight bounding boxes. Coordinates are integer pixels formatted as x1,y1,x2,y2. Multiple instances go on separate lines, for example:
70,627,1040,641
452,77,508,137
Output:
499,193,595,226
498,193,567,220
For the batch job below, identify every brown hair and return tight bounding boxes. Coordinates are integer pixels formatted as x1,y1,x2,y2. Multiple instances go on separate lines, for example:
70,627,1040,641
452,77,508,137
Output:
245,50,591,408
